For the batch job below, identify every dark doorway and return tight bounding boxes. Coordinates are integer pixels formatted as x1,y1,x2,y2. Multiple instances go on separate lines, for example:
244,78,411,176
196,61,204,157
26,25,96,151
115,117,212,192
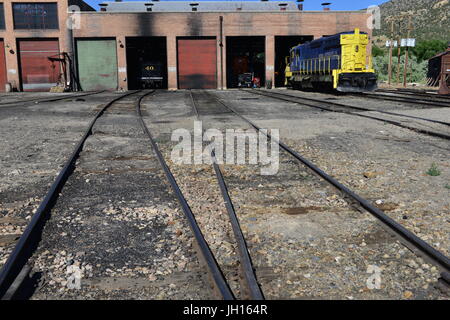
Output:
126,37,167,89
274,36,313,87
226,36,265,88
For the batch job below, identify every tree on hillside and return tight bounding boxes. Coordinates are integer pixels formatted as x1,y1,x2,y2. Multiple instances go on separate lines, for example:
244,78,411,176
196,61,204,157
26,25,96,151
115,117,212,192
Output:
372,45,385,57
411,40,448,62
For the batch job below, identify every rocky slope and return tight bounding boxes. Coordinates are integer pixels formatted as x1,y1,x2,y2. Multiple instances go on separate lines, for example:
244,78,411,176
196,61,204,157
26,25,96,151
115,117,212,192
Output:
374,0,450,42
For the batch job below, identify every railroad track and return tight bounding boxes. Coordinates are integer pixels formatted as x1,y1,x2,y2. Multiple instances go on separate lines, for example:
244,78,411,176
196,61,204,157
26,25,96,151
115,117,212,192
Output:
243,89,450,141
0,89,268,300
136,91,236,300
377,88,450,101
200,89,449,289
188,90,264,300
0,90,229,299
1,89,448,299
0,90,144,299
353,91,450,107
0,90,105,108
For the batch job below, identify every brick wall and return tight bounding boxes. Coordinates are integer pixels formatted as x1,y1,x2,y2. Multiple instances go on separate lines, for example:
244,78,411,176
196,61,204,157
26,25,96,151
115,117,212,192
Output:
0,0,70,90
74,11,372,90
0,2,373,91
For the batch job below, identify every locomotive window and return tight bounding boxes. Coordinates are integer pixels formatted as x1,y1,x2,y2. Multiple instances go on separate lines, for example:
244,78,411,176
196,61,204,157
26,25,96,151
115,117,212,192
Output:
0,3,5,29
13,2,59,29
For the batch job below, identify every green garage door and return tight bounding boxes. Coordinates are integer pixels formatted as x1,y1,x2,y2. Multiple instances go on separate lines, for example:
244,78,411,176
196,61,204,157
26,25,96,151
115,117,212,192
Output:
77,39,118,91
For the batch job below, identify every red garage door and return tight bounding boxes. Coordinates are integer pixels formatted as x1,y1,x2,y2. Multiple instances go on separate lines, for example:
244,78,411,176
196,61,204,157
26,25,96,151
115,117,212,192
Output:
18,40,61,92
177,38,217,89
0,40,6,92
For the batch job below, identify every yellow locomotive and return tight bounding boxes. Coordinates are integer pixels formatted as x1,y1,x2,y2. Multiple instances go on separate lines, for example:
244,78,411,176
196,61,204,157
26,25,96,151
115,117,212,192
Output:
285,28,377,92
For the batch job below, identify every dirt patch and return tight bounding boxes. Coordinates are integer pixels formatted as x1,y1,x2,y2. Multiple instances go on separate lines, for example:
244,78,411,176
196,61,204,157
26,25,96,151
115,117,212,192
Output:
0,216,27,225
375,202,400,212
282,206,326,215
78,168,158,175
102,156,154,161
0,234,20,246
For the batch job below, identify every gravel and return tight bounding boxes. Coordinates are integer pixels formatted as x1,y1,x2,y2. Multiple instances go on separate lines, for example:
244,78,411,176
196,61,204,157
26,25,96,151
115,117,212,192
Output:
1,89,448,300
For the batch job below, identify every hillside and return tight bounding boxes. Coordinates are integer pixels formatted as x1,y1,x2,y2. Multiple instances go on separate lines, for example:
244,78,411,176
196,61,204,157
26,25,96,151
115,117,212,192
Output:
373,0,450,43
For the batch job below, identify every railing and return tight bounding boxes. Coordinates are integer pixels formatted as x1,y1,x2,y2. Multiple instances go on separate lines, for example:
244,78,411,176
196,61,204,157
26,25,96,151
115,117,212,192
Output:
295,55,341,75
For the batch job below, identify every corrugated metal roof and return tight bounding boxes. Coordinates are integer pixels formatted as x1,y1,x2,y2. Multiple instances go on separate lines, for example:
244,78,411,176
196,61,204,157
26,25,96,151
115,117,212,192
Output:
99,1,302,12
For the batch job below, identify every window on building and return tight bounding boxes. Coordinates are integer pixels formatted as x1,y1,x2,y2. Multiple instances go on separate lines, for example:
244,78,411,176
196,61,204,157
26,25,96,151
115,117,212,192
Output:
13,3,58,29
0,3,5,29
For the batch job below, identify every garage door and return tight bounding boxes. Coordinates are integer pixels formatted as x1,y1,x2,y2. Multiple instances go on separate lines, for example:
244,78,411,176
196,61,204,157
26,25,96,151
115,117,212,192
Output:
178,38,216,89
77,39,118,91
18,40,60,92
0,40,6,92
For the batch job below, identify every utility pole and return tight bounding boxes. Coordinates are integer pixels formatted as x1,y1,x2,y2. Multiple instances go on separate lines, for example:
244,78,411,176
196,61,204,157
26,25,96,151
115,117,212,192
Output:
403,16,413,87
395,19,402,85
219,16,224,90
387,20,394,85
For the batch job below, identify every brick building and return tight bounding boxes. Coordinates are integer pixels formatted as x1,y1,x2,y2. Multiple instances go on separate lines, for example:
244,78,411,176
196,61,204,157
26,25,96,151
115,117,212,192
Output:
0,0,373,91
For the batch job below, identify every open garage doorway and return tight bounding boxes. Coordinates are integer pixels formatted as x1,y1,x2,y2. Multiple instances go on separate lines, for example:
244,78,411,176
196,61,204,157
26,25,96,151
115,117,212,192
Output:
126,37,168,89
226,36,265,88
274,36,313,87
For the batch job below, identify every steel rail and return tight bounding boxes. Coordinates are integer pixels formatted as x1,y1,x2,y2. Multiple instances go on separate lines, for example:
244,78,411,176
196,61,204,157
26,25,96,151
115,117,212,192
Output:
356,92,450,107
249,89,450,127
207,91,450,282
136,91,234,300
377,89,450,101
244,89,450,140
0,90,142,299
0,90,106,107
189,90,264,300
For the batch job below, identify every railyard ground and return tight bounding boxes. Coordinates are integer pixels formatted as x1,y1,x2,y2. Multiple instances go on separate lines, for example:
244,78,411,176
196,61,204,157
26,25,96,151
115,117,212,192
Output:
0,89,449,299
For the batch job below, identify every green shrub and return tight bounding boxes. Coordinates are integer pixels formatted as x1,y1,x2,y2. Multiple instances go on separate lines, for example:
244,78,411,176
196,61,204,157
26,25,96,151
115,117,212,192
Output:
371,39,447,84
373,54,428,84
372,45,385,58
412,40,448,63
426,163,441,177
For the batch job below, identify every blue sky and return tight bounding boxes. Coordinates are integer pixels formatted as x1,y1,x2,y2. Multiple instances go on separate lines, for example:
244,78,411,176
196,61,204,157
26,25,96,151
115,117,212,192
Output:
85,0,390,11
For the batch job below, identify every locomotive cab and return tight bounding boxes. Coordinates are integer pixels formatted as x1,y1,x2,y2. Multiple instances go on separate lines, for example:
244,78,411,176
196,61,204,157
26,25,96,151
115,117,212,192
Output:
334,29,377,92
